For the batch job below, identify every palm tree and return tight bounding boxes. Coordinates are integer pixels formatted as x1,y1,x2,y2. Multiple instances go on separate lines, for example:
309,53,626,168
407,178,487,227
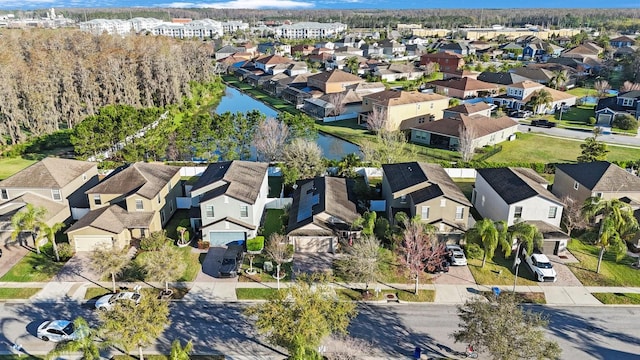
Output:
528,89,553,114
11,204,47,254
37,222,64,261
465,219,509,267
582,197,638,273
345,56,360,74
507,221,543,257
170,339,193,360
45,317,108,360
549,70,568,90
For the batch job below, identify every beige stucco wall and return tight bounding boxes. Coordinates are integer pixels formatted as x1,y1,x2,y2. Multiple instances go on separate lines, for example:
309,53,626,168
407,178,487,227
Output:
362,97,450,131
68,226,129,251
90,194,126,210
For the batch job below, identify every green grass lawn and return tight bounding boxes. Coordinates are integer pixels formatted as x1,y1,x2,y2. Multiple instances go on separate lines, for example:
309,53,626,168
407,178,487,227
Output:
566,239,640,287
239,253,293,283
261,209,285,238
467,254,538,286
566,87,596,98
454,179,475,201
0,157,37,180
486,132,640,163
236,287,281,300
0,288,41,299
592,292,640,305
128,245,200,283
84,287,112,299
335,287,435,302
164,209,190,240
0,245,65,282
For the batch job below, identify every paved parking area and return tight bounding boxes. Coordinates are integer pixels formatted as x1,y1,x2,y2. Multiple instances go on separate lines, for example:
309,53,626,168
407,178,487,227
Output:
0,234,29,278
195,247,238,283
431,264,476,285
292,253,335,279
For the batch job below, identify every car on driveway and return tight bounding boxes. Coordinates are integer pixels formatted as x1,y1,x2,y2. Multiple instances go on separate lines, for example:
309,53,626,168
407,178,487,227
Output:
509,110,532,118
526,253,557,282
37,320,87,342
95,291,142,311
446,245,468,266
219,245,244,278
530,119,557,128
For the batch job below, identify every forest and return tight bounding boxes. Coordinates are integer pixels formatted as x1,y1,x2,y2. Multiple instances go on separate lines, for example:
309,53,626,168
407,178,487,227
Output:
0,29,216,145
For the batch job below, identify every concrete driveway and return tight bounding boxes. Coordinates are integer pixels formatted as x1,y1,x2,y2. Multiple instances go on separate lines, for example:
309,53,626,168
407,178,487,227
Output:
195,247,238,283
292,253,335,279
431,264,476,285
519,252,584,287
54,251,103,282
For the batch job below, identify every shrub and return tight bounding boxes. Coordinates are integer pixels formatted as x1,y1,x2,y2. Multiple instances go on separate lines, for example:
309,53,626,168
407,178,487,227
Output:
588,117,597,125
285,244,295,259
247,236,265,252
56,243,74,261
465,243,484,260
140,231,170,251
613,114,638,130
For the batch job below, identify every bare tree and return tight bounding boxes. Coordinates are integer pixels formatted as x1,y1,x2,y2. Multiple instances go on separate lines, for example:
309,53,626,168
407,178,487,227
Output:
593,80,611,98
365,106,388,134
362,130,408,167
333,235,382,294
560,195,586,237
321,335,372,360
422,62,438,77
264,233,291,289
458,124,477,162
253,117,290,162
397,218,440,294
328,92,346,121
620,81,640,92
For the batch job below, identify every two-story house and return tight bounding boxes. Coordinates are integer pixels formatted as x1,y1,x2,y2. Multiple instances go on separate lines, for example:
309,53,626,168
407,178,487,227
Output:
595,90,640,125
473,167,567,255
492,80,576,114
190,161,269,247
254,55,295,75
372,63,425,82
609,35,636,48
307,69,364,94
257,41,291,56
65,162,182,252
358,89,449,131
381,162,471,240
287,176,360,253
0,158,98,238
378,39,406,56
420,51,465,73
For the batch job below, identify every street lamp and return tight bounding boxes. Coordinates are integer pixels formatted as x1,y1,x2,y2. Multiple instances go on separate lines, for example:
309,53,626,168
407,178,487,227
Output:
512,242,523,293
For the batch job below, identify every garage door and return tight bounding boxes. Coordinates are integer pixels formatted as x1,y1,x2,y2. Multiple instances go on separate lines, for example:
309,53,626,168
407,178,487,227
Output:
295,237,334,252
209,231,245,247
73,236,113,252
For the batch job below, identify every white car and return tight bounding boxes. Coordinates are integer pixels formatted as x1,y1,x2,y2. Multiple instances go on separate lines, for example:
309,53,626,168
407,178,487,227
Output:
446,245,468,266
37,320,86,342
95,291,142,311
526,253,557,282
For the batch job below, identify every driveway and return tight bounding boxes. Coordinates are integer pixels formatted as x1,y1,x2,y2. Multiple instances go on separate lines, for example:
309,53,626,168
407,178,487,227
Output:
55,247,137,283
431,264,476,285
520,251,584,287
292,253,335,279
195,247,238,283
0,234,30,278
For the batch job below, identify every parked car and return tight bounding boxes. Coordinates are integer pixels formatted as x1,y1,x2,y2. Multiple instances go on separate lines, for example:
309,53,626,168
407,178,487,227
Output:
37,320,87,342
525,253,557,282
95,291,142,311
427,259,450,274
446,245,468,266
219,245,244,278
530,119,557,128
509,110,532,118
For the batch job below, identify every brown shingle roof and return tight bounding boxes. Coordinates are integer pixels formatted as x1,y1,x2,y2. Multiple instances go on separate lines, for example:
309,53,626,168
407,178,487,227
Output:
66,204,155,234
0,158,95,189
86,162,180,200
509,80,544,90
431,77,499,91
0,192,67,225
192,161,269,204
308,69,362,84
446,102,491,115
254,54,292,65
413,114,517,139
364,89,447,107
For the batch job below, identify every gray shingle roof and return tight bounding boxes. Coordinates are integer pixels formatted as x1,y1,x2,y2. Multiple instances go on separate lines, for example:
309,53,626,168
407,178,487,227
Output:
555,161,640,192
477,167,560,205
65,204,154,234
0,192,67,225
0,158,95,189
192,161,269,204
86,162,180,200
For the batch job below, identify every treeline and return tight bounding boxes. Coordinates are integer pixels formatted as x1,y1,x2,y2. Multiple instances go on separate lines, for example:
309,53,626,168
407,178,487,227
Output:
0,29,215,146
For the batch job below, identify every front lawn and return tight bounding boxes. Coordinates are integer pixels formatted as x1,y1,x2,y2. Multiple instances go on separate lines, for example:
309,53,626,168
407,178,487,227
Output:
236,287,281,300
126,245,200,283
0,288,41,299
239,253,293,283
0,157,37,180
566,239,640,287
467,254,538,286
480,290,546,304
0,245,65,282
566,87,596,98
592,292,640,305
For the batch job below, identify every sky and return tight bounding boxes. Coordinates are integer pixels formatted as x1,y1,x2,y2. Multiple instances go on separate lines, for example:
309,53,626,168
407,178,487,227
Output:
0,0,636,11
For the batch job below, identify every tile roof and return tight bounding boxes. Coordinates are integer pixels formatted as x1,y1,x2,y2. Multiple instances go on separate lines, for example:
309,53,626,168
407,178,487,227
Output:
363,89,447,107
0,158,95,189
431,77,499,91
192,161,269,204
477,167,560,205
308,69,362,84
555,161,640,192
412,114,517,139
86,162,180,200
66,204,155,234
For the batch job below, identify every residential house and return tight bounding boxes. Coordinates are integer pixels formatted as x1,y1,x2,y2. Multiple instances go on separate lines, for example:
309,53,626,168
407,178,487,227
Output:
291,44,316,57
334,37,365,49
405,43,428,57
0,158,98,241
437,41,476,56
404,35,430,46
315,41,335,50
500,43,524,59
510,67,554,85
360,43,384,58
254,54,294,75
334,46,364,57
561,42,603,63
552,161,640,206
443,102,493,118
305,89,362,121
430,77,500,99
492,80,576,114
381,162,472,239
264,73,311,98
346,81,386,97
66,162,182,252
287,176,360,252
189,161,269,246
442,69,479,80
215,45,245,60
609,35,636,48
372,63,425,82
307,69,364,94
281,86,313,109
595,90,640,125
257,41,291,56
359,89,450,131
473,167,567,254
420,52,465,73
411,113,518,150
378,39,406,57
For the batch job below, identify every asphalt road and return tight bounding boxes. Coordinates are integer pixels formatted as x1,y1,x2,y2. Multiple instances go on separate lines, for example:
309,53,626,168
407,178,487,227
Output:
517,123,640,147
2,301,640,359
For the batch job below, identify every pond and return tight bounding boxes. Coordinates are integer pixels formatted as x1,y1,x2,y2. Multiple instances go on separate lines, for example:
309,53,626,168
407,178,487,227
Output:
215,86,361,160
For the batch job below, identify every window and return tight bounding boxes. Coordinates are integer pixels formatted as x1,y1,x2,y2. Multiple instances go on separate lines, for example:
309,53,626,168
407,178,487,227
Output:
160,210,165,223
1,189,8,200
135,199,144,211
169,201,174,213
421,206,430,220
205,205,214,218
455,207,464,220
94,194,102,206
621,98,634,106
573,181,579,190
240,205,249,218
400,195,407,203
514,206,523,218
548,206,557,218
440,199,446,207
52,189,61,201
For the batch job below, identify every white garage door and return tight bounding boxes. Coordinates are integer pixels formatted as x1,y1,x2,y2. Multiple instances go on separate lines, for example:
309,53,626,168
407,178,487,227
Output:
74,236,113,252
209,231,245,247
295,237,334,252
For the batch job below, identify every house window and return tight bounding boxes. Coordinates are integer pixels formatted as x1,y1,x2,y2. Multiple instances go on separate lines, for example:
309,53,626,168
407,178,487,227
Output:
52,189,62,201
440,199,446,207
240,205,249,218
160,209,165,223
169,201,174,213
548,206,558,218
93,195,102,206
135,199,144,211
621,98,633,106
455,207,464,220
481,195,485,207
573,181,579,190
0,189,7,200
514,206,523,218
421,206,430,220
400,195,407,204
205,205,214,218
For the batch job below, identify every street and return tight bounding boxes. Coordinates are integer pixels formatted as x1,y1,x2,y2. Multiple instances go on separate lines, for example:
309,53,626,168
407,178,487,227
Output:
2,301,640,359
517,124,640,147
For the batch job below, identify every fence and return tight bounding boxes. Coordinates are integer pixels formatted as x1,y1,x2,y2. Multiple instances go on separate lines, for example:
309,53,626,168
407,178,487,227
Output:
444,168,477,179
266,198,293,209
180,167,207,177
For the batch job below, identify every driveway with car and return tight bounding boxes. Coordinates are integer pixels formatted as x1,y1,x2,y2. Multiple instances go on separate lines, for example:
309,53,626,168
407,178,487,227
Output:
195,247,239,283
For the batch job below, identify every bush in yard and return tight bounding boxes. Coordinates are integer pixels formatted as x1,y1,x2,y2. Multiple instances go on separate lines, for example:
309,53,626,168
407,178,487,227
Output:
613,114,638,130
140,231,170,251
56,243,74,261
247,236,265,252
465,243,484,260
588,117,597,125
